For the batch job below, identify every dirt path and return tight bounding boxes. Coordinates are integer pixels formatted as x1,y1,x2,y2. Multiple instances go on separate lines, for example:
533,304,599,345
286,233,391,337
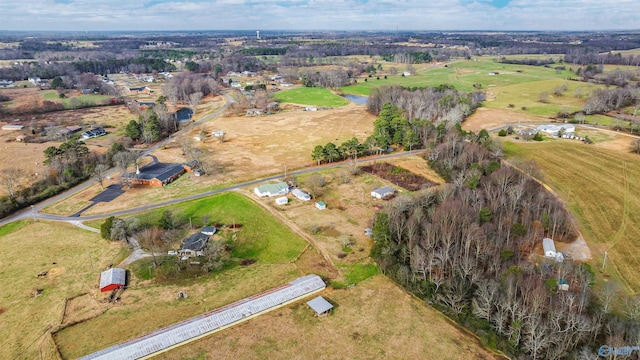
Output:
234,189,339,276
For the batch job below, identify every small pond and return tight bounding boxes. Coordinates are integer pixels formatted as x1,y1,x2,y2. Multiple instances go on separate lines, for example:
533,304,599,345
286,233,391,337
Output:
342,94,368,105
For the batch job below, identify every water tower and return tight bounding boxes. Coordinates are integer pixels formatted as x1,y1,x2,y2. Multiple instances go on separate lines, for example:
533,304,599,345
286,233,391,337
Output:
256,30,260,39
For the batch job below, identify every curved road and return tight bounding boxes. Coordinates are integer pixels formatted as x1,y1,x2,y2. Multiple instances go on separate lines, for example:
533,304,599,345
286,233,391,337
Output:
9,149,427,225
0,92,235,227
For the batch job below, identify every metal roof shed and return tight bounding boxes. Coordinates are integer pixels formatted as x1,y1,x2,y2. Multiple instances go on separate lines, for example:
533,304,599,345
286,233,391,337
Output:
307,296,333,316
542,238,556,257
99,268,126,292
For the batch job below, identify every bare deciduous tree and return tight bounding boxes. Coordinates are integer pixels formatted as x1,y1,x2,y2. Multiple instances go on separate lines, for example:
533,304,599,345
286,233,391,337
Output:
92,163,110,190
188,91,203,115
0,167,26,198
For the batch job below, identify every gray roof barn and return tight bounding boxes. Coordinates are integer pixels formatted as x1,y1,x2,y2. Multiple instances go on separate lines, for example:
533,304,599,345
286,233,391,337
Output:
99,268,126,292
78,274,326,360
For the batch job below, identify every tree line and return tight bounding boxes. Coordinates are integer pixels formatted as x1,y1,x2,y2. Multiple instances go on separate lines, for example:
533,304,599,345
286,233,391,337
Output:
371,127,638,358
0,137,113,218
0,57,175,81
361,77,640,358
368,85,481,128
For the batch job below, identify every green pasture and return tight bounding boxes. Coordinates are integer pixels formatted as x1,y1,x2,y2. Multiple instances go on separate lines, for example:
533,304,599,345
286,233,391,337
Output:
341,57,576,96
131,192,307,264
43,90,113,108
273,87,349,107
484,79,598,117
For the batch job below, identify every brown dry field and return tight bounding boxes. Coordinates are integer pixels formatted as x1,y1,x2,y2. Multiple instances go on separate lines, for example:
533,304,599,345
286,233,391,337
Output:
45,103,376,216
55,262,334,358
158,275,501,360
463,107,551,132
0,220,123,360
0,105,134,196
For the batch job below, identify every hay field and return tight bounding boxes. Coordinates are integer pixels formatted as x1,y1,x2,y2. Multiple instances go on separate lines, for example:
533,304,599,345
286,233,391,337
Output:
503,140,640,292
0,220,123,360
158,275,501,360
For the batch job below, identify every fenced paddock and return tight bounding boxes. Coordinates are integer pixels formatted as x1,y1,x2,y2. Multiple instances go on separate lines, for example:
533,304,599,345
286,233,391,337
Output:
78,274,326,360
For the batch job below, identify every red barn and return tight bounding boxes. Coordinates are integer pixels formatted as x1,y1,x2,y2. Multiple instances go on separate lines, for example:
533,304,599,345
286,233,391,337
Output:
99,268,126,292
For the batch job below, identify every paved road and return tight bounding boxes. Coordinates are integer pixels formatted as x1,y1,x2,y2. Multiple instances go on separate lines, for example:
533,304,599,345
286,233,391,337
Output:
23,149,427,224
0,92,235,228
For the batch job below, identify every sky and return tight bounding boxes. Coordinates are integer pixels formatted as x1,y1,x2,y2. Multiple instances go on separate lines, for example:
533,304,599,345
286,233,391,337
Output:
1,0,639,32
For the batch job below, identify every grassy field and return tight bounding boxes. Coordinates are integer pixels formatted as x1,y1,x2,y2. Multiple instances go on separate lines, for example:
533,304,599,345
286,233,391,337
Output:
503,140,640,293
135,192,309,263
273,87,349,107
53,192,317,358
483,79,601,117
0,220,124,360
341,57,576,96
157,275,500,360
42,90,113,108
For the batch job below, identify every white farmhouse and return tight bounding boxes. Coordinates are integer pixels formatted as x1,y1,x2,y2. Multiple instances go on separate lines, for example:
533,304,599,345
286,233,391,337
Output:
535,124,576,138
254,182,290,197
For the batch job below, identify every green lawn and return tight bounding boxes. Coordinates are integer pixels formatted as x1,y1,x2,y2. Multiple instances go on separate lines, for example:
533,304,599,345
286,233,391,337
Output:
273,87,349,107
130,192,308,264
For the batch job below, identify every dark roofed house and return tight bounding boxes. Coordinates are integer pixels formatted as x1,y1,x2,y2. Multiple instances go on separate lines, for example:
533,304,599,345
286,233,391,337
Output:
136,100,155,110
81,127,107,139
175,107,194,122
306,296,333,316
179,232,209,258
125,162,186,187
66,125,82,133
99,268,127,292
182,159,199,172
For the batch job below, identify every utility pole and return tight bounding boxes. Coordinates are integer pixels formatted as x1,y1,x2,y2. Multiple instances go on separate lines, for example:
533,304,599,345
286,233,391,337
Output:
602,251,608,269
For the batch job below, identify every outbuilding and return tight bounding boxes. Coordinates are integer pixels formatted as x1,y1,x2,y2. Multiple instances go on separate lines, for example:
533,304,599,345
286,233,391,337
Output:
306,296,333,316
371,186,395,199
276,196,288,205
542,238,556,258
201,226,216,236
99,268,127,292
558,278,570,292
315,201,326,210
292,188,311,201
